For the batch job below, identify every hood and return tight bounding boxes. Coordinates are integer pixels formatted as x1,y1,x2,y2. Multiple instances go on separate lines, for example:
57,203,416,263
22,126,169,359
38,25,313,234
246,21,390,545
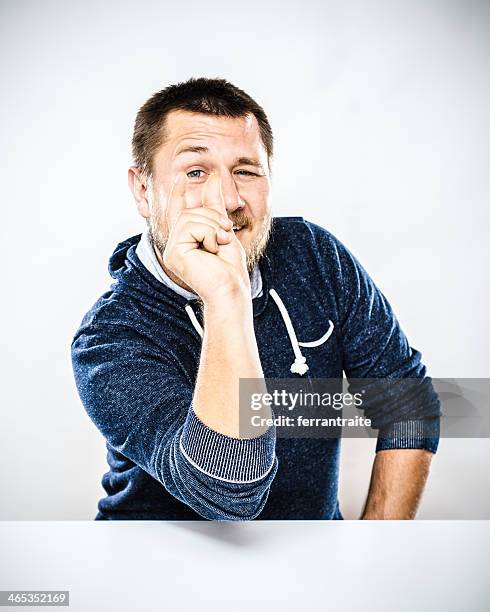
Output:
107,232,274,317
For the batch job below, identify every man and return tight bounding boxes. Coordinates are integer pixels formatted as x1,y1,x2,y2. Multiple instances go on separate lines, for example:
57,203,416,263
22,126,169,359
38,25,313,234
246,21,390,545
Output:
71,77,440,520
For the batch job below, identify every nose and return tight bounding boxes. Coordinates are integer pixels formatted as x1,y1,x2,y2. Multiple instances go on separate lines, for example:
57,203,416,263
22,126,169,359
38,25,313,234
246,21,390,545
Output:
219,171,245,213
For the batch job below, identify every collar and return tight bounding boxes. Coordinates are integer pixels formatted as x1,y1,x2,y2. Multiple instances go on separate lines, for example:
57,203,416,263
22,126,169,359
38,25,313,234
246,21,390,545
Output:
135,228,263,301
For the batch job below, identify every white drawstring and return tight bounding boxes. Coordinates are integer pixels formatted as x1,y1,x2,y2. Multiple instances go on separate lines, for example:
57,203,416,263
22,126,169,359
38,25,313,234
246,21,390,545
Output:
184,289,334,377
268,288,309,375
298,320,334,347
185,303,203,339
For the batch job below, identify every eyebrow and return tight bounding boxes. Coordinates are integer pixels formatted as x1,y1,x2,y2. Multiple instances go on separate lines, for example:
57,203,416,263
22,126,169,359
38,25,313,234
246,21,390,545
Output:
175,145,264,169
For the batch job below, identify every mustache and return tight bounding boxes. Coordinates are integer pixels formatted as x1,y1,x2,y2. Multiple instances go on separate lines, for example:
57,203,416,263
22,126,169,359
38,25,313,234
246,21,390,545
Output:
229,212,251,227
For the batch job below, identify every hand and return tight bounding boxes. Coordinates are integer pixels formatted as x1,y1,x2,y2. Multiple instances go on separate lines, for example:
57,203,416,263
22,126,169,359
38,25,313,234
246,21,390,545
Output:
162,172,251,303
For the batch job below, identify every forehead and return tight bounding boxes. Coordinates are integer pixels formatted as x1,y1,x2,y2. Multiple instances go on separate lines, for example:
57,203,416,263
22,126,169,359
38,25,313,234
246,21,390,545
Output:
162,109,265,155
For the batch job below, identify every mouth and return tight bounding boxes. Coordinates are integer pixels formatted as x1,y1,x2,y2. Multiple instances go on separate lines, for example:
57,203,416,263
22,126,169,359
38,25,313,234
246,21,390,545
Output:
232,224,247,233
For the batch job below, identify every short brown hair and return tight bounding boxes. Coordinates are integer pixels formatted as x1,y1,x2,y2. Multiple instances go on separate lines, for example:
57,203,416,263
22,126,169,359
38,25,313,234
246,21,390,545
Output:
131,77,274,177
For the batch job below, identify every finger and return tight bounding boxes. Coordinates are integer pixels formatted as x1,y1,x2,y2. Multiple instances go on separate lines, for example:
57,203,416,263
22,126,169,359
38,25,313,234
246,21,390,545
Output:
179,214,233,243
185,221,230,253
180,207,233,229
201,172,227,217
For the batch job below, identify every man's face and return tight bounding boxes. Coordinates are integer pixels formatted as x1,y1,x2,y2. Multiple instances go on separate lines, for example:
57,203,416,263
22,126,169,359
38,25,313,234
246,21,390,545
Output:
141,109,272,273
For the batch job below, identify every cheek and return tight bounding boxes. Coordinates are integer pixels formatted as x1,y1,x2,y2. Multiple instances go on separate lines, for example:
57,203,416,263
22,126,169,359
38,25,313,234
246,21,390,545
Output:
239,181,269,212
150,187,172,233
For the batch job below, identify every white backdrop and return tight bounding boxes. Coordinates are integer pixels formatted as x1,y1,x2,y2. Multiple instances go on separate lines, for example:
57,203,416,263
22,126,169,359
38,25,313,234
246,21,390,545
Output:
1,0,489,519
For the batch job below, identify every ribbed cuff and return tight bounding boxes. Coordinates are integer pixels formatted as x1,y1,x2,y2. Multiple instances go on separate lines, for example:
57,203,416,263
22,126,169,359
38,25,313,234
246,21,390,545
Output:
376,417,440,454
179,408,276,483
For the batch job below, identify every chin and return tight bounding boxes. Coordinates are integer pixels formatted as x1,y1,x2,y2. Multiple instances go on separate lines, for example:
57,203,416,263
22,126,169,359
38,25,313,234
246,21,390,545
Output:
239,231,256,257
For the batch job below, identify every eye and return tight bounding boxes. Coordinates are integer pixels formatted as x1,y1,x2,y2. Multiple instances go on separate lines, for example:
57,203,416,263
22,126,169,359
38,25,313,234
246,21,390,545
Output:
235,170,260,177
186,169,207,180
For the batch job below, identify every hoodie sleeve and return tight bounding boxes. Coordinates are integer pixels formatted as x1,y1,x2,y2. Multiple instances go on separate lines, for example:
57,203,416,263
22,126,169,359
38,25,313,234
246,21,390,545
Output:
310,223,441,454
71,322,278,520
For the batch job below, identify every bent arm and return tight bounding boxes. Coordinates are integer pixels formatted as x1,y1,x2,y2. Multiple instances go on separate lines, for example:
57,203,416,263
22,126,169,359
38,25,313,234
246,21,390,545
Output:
316,228,441,520
171,287,277,517
72,302,277,521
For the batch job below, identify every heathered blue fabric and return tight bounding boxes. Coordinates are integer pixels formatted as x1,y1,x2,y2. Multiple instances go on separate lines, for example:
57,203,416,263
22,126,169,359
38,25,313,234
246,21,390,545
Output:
71,217,441,521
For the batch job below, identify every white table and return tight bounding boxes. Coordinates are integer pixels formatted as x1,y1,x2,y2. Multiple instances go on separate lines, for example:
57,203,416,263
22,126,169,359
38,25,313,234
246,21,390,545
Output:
1,521,489,611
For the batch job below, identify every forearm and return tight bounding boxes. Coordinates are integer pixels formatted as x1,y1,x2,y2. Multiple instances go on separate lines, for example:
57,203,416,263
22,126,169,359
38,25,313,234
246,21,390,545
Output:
192,286,270,438
360,449,434,519
173,285,277,519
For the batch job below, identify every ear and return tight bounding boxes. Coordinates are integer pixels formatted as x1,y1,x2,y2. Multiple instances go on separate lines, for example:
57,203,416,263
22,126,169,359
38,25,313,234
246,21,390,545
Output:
128,167,150,219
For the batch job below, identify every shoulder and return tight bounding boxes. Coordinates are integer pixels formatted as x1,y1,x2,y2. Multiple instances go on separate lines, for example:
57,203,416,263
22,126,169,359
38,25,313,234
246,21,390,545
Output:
270,216,343,248
267,216,351,271
71,290,161,363
74,292,135,333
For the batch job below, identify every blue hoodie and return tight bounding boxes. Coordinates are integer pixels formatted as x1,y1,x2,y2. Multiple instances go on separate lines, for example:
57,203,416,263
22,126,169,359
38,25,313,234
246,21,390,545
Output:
71,217,440,521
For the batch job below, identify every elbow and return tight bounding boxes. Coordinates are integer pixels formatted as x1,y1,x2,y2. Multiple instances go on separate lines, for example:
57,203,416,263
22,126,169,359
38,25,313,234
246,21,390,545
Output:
158,409,278,520
162,443,279,521
208,459,279,521
193,488,274,522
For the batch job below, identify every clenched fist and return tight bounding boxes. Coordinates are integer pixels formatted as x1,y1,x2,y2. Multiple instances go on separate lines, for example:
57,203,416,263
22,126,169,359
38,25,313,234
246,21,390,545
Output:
162,172,251,303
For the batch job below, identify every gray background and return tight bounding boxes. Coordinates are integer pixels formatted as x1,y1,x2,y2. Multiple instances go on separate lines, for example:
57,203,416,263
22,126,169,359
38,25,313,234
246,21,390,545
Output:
1,0,489,519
